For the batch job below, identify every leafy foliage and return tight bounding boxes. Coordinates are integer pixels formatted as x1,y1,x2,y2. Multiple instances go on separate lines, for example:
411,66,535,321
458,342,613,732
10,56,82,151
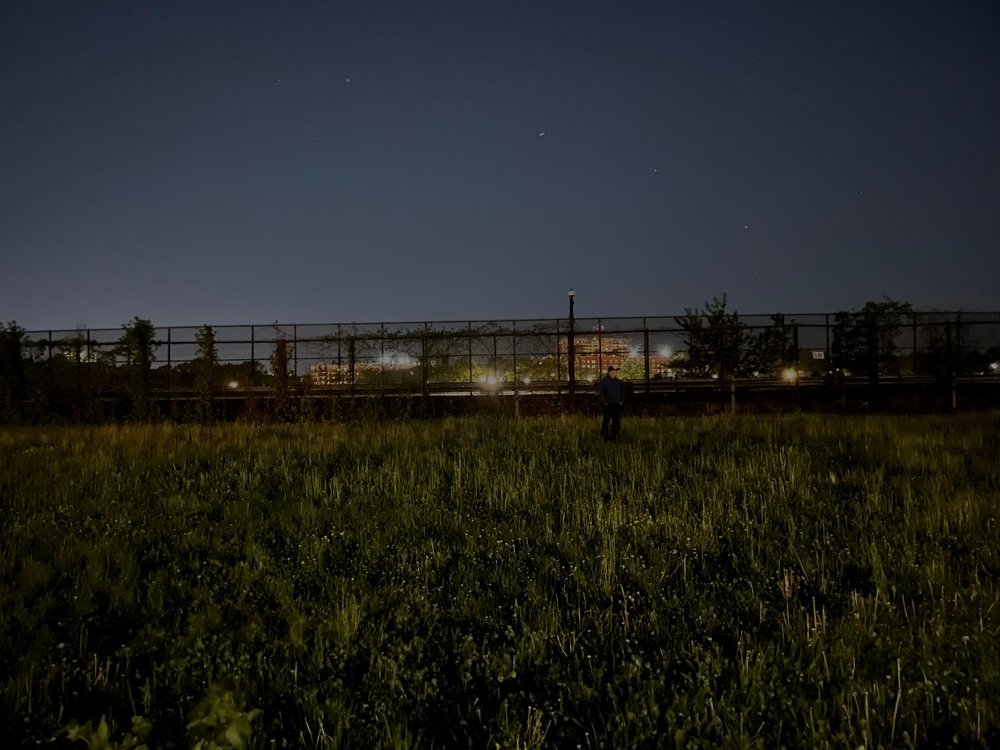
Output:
116,318,157,419
831,297,914,376
743,313,797,376
676,296,797,378
675,295,746,378
61,715,152,749
194,325,219,421
187,686,262,750
0,321,27,420
269,335,294,421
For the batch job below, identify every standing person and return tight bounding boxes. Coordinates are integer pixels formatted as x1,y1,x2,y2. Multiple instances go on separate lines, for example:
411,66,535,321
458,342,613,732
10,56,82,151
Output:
596,365,625,440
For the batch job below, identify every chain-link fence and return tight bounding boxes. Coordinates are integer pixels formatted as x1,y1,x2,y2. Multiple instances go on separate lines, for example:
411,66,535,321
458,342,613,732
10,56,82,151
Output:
13,311,1000,400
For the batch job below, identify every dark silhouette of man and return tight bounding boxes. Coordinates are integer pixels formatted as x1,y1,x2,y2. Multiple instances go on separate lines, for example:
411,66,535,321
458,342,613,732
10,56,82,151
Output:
596,365,625,440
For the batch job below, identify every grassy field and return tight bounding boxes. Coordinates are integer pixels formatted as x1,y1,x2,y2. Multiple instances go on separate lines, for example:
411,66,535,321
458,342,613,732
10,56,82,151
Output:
2,415,999,748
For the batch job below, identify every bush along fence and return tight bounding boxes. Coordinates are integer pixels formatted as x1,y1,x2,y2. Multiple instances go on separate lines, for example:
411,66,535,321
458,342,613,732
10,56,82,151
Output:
1,298,999,421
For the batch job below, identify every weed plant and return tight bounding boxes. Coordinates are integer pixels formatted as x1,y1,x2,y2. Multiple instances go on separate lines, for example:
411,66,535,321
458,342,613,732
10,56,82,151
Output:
1,415,998,747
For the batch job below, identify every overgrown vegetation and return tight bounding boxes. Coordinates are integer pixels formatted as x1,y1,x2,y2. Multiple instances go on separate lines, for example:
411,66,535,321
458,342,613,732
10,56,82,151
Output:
2,415,998,747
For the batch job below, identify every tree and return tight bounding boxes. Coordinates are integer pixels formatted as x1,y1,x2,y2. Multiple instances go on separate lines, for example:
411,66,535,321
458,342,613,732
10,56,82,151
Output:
270,335,293,420
831,298,912,377
744,314,797,377
118,318,157,419
675,295,746,379
194,324,218,421
0,321,27,421
616,357,647,381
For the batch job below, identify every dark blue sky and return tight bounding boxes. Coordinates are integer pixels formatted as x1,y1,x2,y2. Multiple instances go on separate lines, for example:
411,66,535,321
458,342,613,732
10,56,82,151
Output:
2,0,998,330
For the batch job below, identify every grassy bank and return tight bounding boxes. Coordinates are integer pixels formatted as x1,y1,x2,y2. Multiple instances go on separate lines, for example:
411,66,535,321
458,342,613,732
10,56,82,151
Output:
2,415,999,747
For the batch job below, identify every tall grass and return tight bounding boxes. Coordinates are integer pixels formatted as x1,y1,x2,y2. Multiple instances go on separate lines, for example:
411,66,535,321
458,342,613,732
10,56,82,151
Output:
1,414,998,747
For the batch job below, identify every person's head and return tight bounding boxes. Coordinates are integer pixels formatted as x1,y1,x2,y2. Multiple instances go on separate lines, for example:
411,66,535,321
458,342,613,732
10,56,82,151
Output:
608,365,619,378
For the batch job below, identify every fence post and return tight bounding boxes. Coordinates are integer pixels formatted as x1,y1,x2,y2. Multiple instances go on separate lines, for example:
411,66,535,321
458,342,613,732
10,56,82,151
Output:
945,321,955,409
597,319,603,373
568,314,575,395
47,330,53,389
556,319,561,384
293,324,298,379
166,327,172,391
955,311,962,376
80,330,88,401
468,322,474,384
824,313,831,374
792,322,799,372
380,324,386,388
511,321,517,383
337,324,342,385
643,320,650,394
421,324,429,398
912,312,918,375
512,321,519,418
349,336,356,396
867,320,879,400
250,325,256,388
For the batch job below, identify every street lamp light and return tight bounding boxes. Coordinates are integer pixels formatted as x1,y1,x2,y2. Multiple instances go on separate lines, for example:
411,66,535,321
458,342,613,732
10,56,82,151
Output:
568,289,576,394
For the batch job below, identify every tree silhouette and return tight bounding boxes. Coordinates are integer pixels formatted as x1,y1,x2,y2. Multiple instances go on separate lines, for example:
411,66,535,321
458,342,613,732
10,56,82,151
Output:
117,318,157,419
831,298,912,377
194,324,218,421
270,335,293,420
0,321,27,420
675,295,746,379
744,314,797,377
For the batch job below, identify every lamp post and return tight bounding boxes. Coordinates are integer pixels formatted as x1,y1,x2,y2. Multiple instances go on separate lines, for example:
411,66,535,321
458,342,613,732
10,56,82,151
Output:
567,289,576,395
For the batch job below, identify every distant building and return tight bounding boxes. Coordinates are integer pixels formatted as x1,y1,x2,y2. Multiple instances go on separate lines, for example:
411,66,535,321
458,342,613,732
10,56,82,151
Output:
559,327,671,377
309,358,414,386
309,363,345,386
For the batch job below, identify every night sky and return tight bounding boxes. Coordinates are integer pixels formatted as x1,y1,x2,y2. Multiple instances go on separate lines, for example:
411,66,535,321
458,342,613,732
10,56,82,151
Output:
2,0,998,331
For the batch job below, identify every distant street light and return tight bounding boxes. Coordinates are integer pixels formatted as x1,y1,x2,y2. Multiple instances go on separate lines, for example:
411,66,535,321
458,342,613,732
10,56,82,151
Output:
568,289,576,395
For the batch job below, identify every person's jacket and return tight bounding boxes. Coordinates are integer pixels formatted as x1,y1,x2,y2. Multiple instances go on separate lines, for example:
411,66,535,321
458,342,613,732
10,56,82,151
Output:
596,375,625,404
